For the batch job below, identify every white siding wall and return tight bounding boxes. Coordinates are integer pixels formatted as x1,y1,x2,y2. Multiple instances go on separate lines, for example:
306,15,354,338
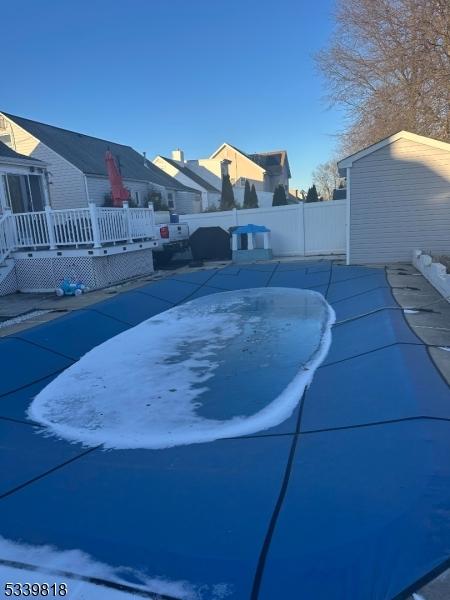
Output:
86,176,151,207
350,138,450,263
187,159,222,186
153,157,218,211
175,191,202,214
2,115,87,209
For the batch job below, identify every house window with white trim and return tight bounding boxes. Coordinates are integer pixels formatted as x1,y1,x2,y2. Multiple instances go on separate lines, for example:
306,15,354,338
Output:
2,173,45,213
167,193,174,209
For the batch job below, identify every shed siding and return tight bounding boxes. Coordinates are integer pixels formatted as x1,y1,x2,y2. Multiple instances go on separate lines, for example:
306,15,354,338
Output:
2,116,86,210
350,138,450,263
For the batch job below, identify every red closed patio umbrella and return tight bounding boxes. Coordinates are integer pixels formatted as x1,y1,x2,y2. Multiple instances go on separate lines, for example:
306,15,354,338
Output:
105,150,130,207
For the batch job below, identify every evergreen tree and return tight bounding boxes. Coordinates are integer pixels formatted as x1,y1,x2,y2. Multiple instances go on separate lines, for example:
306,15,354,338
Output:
272,184,288,206
305,184,320,203
250,184,259,208
243,179,252,208
220,174,236,210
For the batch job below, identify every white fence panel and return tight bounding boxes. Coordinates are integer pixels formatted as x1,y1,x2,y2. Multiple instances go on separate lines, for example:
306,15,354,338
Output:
179,201,347,257
236,205,304,256
181,210,238,235
304,200,346,255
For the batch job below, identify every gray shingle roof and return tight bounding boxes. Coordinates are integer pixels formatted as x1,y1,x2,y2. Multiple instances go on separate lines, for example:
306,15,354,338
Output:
248,150,291,178
3,113,198,193
0,140,44,164
160,156,220,192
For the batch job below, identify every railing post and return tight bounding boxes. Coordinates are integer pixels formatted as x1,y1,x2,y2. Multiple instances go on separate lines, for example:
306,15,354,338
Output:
88,202,102,248
3,209,14,250
44,205,57,250
123,201,133,243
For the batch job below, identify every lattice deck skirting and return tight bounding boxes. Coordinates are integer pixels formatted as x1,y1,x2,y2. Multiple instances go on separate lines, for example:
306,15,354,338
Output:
1,247,155,295
0,262,19,296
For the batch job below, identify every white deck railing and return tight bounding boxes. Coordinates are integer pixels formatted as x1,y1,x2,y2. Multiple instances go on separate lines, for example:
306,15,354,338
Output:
0,203,156,260
0,212,16,264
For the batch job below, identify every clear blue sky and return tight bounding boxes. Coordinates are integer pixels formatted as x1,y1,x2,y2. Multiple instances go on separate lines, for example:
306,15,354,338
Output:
1,0,342,190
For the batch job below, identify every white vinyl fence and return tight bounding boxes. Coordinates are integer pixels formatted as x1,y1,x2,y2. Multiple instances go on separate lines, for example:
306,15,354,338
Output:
181,200,347,257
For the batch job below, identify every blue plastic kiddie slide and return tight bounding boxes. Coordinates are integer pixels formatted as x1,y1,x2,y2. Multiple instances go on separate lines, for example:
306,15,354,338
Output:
1,260,449,599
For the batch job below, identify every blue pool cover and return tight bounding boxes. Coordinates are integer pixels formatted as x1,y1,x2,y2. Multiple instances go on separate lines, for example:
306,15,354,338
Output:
1,260,449,599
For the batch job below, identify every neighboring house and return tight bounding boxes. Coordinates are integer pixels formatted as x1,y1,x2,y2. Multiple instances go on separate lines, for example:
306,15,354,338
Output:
0,142,49,213
0,113,202,214
153,150,221,211
204,143,291,194
338,130,450,264
247,150,291,193
176,142,291,208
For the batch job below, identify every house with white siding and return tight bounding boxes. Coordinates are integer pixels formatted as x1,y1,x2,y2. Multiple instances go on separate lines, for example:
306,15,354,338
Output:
0,113,207,296
153,150,221,211
161,143,292,208
338,130,450,264
0,112,202,214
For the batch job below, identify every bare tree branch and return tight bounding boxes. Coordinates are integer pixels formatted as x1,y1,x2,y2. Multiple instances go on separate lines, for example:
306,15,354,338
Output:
316,0,450,152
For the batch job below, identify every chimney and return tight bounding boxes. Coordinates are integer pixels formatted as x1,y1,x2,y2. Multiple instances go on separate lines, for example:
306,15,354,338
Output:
171,149,184,163
221,159,231,177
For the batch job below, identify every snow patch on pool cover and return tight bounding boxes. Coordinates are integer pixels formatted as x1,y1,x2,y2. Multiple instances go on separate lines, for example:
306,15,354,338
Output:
0,537,230,599
29,288,335,449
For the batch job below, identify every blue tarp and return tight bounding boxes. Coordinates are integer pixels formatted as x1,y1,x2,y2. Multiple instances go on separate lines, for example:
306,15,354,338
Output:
0,260,449,599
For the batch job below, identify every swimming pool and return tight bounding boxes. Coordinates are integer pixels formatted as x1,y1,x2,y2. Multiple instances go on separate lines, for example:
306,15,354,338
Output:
29,288,335,450
1,260,450,600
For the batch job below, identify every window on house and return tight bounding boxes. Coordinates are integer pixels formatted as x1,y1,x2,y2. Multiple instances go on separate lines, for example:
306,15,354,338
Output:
0,134,12,148
2,173,45,213
135,191,140,205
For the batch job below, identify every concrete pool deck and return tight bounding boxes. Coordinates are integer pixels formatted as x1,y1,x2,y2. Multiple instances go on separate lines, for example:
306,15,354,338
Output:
0,257,450,599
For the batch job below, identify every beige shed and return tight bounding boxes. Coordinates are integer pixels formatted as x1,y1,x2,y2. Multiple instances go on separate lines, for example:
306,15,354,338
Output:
338,131,450,264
